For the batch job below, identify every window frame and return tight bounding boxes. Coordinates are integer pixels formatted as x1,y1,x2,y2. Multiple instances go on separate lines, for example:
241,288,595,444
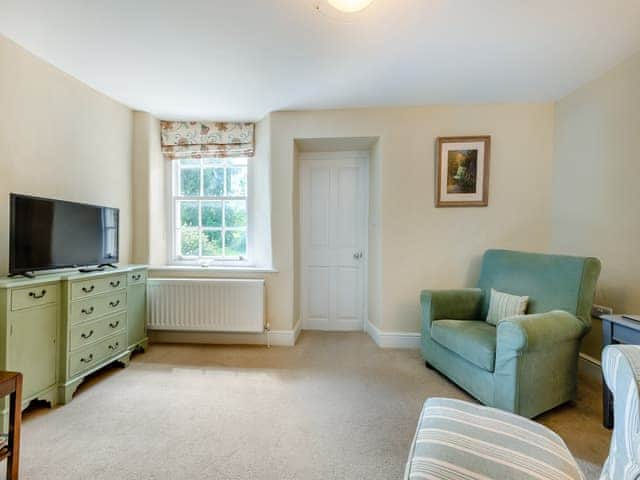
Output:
168,157,251,267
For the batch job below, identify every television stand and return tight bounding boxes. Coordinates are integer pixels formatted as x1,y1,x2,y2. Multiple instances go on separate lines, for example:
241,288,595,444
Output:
7,272,35,279
78,267,105,274
97,263,117,269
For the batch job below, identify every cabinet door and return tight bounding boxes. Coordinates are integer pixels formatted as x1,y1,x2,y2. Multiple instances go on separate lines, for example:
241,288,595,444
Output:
8,305,57,399
127,284,146,348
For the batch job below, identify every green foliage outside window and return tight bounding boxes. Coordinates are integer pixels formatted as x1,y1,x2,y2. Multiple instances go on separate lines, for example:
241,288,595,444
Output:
176,159,248,259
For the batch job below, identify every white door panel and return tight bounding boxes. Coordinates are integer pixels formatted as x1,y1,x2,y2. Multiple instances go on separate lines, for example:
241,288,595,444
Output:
300,153,368,331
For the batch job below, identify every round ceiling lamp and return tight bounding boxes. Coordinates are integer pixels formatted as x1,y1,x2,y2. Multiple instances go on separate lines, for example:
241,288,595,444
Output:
326,0,374,13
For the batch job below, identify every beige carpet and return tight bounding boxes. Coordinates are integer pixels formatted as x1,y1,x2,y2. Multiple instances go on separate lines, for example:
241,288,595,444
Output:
17,332,610,479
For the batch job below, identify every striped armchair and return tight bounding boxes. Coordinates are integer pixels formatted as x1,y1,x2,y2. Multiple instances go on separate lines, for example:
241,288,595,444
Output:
600,345,640,480
405,345,640,480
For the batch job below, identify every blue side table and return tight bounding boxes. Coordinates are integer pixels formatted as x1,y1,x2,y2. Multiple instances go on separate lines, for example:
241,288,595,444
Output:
601,314,640,428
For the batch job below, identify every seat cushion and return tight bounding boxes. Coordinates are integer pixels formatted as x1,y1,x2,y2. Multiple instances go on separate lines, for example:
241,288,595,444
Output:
430,319,497,372
404,397,584,480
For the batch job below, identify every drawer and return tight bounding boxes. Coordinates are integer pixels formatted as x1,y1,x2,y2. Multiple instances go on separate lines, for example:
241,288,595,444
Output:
613,323,640,345
128,270,147,285
69,312,126,351
71,274,127,300
11,283,59,311
70,291,127,325
69,332,127,377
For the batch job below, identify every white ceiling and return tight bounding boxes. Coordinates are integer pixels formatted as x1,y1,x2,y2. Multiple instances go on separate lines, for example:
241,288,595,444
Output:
1,0,639,121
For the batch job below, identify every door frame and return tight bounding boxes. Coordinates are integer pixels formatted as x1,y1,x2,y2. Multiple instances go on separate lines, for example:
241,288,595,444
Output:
298,150,369,331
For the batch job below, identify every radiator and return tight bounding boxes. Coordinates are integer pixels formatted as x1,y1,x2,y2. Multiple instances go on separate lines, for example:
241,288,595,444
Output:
147,278,265,333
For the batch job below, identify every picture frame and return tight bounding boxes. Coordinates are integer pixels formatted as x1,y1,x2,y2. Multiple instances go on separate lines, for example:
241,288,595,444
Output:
436,136,491,207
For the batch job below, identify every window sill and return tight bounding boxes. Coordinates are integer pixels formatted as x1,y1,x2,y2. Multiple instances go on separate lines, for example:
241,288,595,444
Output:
149,265,278,274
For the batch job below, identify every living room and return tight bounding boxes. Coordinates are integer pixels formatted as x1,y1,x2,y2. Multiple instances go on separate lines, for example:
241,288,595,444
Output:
0,1,639,479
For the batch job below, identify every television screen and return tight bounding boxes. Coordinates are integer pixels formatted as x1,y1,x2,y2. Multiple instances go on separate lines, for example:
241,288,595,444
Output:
10,194,119,274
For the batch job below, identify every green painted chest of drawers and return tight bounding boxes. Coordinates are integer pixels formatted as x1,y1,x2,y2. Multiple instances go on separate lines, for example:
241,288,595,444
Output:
0,266,148,428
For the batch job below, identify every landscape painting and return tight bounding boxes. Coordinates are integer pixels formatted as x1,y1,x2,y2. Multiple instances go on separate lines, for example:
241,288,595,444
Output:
436,136,491,207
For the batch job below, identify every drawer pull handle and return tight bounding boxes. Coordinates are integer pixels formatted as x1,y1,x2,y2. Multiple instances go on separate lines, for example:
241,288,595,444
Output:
81,330,94,339
82,285,95,294
110,280,121,288
109,300,121,308
80,354,94,363
108,342,120,351
109,320,120,329
132,274,142,281
29,290,47,299
81,307,95,315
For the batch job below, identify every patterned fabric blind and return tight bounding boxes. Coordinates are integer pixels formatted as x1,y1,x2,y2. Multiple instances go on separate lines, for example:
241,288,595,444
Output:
160,121,255,160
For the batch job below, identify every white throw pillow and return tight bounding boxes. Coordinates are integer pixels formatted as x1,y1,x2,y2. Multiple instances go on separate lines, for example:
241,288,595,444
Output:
486,288,529,326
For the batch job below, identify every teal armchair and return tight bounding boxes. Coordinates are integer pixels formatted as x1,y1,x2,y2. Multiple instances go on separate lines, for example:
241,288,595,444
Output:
421,249,601,418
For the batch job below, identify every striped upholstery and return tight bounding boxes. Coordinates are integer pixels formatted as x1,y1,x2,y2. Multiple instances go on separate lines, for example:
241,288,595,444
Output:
600,345,640,480
485,288,529,326
404,397,585,480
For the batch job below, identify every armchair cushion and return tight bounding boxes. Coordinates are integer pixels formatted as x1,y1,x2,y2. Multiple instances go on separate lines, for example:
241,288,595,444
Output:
431,320,497,372
486,288,529,325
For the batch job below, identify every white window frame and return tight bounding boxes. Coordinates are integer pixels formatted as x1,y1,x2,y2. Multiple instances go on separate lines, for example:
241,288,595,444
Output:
168,157,251,267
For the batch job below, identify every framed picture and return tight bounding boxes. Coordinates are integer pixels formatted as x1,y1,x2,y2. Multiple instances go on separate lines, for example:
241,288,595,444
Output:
436,136,491,207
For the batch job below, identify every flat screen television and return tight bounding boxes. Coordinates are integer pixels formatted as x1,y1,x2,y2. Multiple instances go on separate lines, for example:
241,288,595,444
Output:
9,194,119,275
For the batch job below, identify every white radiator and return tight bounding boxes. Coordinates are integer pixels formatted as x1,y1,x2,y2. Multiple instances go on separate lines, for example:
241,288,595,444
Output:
147,278,265,333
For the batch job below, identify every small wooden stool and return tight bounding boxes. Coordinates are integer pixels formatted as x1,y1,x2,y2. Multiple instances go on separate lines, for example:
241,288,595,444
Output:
0,373,22,480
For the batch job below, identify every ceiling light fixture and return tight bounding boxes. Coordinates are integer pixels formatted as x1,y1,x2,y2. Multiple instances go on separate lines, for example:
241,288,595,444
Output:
326,0,374,13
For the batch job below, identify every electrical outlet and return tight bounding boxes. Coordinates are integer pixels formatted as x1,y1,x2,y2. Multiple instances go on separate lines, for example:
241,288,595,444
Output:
591,304,613,318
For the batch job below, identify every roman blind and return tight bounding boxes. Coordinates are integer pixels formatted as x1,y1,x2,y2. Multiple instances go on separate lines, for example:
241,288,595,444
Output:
160,121,255,160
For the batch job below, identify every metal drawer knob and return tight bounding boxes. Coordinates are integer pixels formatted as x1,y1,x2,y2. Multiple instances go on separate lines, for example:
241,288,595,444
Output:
109,321,120,329
81,307,95,315
108,342,120,351
81,330,94,339
29,290,47,299
80,354,94,363
110,280,121,288
82,285,95,294
132,274,142,281
109,300,121,308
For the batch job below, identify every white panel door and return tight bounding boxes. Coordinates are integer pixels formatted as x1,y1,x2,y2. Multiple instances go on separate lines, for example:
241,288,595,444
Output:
300,153,368,331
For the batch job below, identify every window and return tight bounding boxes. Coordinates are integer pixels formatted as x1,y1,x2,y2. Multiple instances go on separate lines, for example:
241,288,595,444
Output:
171,158,248,264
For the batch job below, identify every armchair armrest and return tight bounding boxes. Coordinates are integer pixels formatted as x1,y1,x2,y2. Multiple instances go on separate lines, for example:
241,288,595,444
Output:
420,289,483,329
497,310,586,353
600,345,640,480
602,345,640,399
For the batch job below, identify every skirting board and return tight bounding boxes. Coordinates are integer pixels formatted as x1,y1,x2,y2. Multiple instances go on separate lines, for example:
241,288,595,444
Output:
365,321,421,349
149,320,302,347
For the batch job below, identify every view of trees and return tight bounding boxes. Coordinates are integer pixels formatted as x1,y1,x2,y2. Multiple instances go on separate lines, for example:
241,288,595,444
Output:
177,160,248,258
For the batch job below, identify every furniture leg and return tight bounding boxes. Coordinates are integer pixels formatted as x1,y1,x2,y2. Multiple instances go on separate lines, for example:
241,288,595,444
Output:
7,373,22,480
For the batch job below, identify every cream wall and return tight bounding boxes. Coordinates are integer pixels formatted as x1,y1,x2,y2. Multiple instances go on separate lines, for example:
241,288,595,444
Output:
270,105,555,333
0,35,133,273
552,50,640,359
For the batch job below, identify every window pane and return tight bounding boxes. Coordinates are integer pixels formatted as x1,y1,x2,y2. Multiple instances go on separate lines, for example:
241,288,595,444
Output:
180,228,200,256
225,230,247,257
179,201,199,227
226,166,247,196
203,167,224,196
229,158,248,166
180,168,201,196
224,200,247,227
203,158,223,167
202,230,223,257
201,201,222,227
180,159,200,167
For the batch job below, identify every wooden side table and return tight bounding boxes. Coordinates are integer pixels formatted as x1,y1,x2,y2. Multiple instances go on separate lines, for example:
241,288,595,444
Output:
0,372,22,480
601,315,640,429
